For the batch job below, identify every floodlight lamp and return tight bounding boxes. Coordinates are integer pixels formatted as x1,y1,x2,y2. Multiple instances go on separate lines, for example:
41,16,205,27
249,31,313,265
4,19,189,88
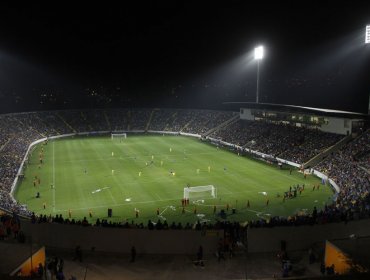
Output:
254,46,264,60
366,25,370,44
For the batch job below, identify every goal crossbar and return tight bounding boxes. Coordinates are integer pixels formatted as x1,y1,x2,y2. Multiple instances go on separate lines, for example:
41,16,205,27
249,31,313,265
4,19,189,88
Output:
111,133,127,139
184,185,216,199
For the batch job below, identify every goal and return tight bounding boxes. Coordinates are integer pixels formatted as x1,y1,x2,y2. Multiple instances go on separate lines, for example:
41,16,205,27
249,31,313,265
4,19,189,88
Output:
111,133,127,140
184,185,217,200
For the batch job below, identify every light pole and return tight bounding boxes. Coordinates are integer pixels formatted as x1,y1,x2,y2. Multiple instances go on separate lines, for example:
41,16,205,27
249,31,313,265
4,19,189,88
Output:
254,46,264,103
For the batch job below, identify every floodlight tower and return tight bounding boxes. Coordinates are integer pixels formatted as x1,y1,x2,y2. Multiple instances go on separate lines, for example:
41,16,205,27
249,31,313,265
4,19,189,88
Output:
254,46,264,103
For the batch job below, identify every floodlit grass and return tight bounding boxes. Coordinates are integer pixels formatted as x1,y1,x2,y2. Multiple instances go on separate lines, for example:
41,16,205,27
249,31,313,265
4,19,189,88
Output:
15,135,334,225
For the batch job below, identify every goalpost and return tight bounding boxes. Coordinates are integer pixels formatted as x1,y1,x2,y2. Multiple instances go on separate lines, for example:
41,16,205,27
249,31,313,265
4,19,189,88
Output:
184,185,217,200
111,133,127,140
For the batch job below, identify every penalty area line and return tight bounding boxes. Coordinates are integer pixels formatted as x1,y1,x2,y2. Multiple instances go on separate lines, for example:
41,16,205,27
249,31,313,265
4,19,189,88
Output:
155,193,163,201
159,206,168,216
52,141,56,213
55,197,178,212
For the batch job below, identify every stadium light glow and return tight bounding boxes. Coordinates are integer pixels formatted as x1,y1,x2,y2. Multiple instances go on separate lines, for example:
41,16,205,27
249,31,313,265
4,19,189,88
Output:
254,46,264,60
366,25,370,44
254,45,264,103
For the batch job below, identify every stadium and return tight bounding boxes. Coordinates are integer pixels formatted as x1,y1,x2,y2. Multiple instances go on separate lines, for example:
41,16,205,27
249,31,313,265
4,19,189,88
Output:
0,2,370,280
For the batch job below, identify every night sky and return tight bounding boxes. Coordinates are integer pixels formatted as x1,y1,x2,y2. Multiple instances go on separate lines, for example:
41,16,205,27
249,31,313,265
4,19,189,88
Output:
0,1,369,113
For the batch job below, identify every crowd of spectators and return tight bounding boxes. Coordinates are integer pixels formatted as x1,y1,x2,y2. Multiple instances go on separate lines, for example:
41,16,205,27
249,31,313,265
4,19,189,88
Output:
30,211,245,247
212,120,342,164
180,110,236,135
352,129,370,170
315,130,370,218
0,108,237,218
0,213,21,240
148,109,236,134
0,108,368,232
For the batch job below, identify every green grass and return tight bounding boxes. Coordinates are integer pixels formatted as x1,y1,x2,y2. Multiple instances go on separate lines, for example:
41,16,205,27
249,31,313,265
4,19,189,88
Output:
15,135,334,225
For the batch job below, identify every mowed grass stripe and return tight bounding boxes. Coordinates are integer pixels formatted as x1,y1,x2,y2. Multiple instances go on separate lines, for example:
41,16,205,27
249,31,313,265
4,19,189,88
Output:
15,135,334,224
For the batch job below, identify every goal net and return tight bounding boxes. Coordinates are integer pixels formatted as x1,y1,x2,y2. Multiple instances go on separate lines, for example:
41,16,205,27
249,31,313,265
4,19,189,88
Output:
184,185,217,200
111,133,127,140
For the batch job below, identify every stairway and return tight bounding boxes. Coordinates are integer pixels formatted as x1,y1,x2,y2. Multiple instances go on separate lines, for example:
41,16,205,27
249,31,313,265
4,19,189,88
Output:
15,115,45,138
203,114,239,137
303,134,353,169
103,110,111,131
146,109,157,131
56,112,76,133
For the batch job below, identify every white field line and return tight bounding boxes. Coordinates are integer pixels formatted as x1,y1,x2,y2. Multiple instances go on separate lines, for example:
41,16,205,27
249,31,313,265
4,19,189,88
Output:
55,187,270,213
56,197,178,212
107,188,118,205
54,151,217,164
52,141,56,212
159,206,168,216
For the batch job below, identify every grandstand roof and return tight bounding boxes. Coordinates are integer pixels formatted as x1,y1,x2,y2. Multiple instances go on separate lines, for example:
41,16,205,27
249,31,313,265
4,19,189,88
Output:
224,102,369,119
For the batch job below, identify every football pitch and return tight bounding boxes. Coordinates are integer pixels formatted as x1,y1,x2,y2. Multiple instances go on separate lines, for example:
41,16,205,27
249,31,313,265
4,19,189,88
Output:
15,135,334,225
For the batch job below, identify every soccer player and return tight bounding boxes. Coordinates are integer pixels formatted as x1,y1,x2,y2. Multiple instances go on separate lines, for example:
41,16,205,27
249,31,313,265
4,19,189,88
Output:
89,209,93,218
157,208,160,215
152,155,154,160
69,209,72,218
208,166,211,172
43,202,46,209
112,152,114,157
139,171,142,177
112,170,115,175
170,147,172,152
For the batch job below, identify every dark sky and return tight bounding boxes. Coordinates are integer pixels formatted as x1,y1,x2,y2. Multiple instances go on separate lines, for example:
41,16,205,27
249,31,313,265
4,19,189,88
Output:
0,1,369,113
